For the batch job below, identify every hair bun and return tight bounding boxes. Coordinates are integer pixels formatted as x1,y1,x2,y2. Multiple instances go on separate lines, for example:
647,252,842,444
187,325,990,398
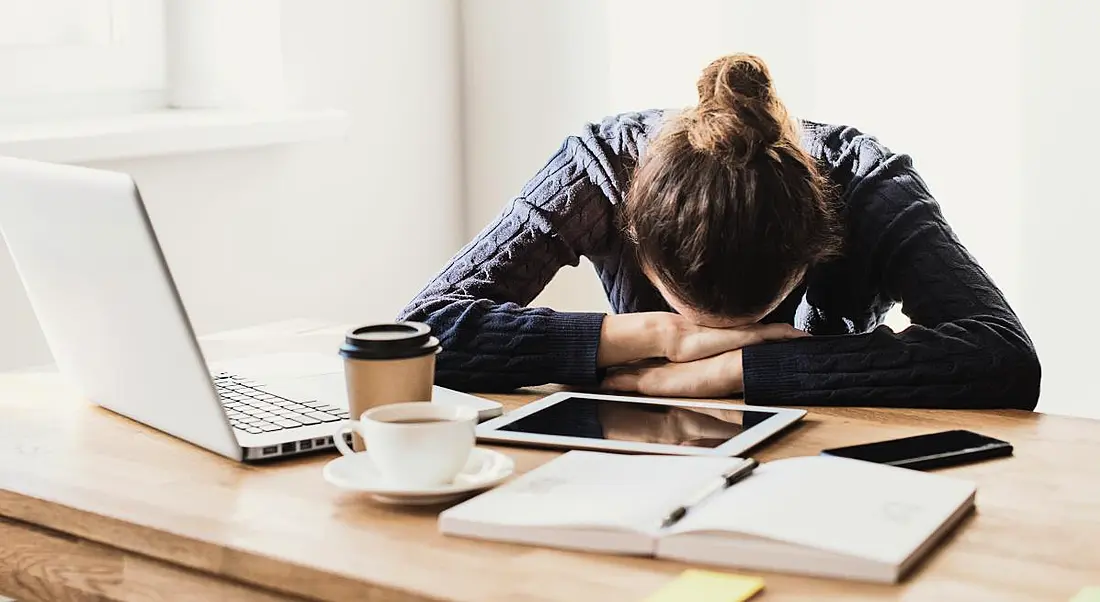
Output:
686,53,787,157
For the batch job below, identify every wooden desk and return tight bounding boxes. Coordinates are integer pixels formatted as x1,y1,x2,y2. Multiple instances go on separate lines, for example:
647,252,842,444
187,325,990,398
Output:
1,333,1098,601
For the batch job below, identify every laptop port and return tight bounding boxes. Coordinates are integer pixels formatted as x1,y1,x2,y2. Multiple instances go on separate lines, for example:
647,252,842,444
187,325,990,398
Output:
262,446,278,455
281,442,296,454
315,438,327,446
300,440,313,451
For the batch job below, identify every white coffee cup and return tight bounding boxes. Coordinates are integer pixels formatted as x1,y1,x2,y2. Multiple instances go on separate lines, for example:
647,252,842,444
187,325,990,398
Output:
333,402,477,488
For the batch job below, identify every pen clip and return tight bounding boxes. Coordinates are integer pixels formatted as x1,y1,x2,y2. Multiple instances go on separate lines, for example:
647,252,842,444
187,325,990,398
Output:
723,457,759,485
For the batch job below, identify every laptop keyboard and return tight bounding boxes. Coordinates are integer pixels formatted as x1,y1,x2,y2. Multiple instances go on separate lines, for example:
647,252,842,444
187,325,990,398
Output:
212,373,349,434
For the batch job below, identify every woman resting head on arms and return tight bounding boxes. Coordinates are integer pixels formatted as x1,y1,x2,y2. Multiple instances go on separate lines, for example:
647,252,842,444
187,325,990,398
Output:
399,53,1040,409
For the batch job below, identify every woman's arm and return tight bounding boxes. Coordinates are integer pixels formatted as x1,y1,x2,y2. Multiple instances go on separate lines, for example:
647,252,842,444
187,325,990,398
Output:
398,134,615,392
598,314,806,369
740,130,1040,409
401,113,712,391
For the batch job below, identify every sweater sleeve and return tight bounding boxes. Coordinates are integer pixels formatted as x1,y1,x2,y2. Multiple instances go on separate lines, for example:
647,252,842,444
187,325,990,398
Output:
397,133,618,391
742,130,1041,410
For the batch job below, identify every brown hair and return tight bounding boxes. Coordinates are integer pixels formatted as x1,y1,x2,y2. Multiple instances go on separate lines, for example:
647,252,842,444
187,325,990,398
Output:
623,53,842,318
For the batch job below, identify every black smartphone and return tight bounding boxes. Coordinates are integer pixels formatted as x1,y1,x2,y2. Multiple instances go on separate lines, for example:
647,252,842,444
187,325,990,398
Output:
820,429,1013,470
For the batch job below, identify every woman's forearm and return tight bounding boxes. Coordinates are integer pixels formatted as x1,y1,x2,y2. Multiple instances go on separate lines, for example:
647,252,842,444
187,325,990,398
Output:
598,312,807,370
401,299,607,391
597,313,671,368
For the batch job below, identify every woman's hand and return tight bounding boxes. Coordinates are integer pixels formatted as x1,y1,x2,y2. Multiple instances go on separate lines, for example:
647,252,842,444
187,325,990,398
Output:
598,316,807,397
602,350,746,397
597,312,805,368
663,317,806,363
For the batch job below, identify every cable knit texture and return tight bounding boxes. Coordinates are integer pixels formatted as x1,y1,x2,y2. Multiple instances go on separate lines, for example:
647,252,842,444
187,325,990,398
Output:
399,110,1041,410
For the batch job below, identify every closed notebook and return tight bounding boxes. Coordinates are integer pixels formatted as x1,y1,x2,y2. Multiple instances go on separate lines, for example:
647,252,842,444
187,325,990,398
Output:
438,450,976,583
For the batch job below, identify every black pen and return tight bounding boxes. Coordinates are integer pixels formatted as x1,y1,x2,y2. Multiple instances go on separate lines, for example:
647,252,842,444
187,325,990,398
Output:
660,458,759,529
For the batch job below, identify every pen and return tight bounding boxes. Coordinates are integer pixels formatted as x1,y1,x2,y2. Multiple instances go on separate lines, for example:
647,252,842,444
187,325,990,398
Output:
660,458,759,529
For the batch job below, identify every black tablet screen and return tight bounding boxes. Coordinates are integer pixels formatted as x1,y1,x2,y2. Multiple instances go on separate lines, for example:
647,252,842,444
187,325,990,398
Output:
497,397,777,448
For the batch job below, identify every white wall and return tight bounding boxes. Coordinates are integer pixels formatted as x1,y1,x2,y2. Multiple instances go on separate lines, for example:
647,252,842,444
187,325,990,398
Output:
0,0,464,368
460,0,1098,418
1018,0,1100,419
460,0,612,313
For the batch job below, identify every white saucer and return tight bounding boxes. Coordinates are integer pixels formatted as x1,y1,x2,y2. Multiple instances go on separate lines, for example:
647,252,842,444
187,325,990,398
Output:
322,447,515,505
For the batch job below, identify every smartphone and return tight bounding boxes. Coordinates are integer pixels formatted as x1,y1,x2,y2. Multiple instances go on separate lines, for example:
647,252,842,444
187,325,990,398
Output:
821,429,1013,470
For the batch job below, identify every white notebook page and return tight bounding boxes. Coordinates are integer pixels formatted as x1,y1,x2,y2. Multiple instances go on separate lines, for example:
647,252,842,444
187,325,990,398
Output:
667,455,976,564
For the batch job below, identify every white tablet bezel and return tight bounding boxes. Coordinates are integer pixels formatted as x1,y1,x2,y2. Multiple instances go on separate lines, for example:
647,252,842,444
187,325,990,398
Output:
475,392,806,457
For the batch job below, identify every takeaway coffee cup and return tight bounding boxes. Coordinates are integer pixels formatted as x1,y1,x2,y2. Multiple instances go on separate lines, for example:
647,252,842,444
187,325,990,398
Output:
338,322,441,452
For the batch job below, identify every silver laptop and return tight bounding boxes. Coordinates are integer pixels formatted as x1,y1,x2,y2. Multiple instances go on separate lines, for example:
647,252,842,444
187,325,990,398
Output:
0,157,369,461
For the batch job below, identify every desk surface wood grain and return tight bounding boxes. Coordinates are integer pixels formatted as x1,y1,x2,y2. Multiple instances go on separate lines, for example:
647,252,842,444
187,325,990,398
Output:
1,335,1099,601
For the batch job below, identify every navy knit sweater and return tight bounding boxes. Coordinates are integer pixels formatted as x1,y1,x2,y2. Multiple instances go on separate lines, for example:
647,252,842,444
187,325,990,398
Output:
398,110,1041,410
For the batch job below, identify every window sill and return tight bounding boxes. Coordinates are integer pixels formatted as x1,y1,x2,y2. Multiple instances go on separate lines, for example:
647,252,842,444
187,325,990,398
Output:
0,108,349,164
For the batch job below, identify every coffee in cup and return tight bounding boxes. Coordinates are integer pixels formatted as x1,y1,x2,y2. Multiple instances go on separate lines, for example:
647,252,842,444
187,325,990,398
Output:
333,402,477,487
339,322,441,451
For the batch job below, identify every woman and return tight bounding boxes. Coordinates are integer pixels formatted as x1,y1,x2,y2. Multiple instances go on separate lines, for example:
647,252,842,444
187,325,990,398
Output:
398,54,1040,410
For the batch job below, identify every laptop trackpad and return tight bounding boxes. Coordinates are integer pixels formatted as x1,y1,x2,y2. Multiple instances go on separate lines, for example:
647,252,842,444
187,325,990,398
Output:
267,373,350,410
211,351,343,380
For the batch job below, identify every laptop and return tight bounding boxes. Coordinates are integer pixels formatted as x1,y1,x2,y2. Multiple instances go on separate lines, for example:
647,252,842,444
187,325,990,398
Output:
0,157,499,462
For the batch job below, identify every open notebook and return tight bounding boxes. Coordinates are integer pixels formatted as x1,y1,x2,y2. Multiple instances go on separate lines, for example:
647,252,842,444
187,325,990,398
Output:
439,451,976,583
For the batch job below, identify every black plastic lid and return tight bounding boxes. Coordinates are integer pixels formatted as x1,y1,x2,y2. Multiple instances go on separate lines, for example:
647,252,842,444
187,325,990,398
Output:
339,322,441,360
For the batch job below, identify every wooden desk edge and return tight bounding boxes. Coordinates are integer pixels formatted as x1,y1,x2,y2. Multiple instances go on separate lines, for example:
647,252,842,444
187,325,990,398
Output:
0,488,443,602
0,515,315,602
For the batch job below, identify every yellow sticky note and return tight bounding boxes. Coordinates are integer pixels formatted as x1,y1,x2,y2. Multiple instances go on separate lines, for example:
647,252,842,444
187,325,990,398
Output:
1071,587,1100,602
644,569,764,602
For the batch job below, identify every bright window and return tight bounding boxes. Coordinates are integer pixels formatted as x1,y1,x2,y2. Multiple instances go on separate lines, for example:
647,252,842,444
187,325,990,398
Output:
0,0,166,122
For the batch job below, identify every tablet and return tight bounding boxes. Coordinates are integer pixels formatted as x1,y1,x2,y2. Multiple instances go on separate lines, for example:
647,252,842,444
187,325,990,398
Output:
475,392,805,457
